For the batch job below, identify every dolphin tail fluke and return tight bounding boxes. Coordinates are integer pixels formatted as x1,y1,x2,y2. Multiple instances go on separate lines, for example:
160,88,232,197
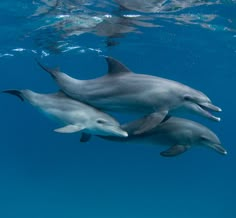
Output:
35,59,59,79
2,90,24,101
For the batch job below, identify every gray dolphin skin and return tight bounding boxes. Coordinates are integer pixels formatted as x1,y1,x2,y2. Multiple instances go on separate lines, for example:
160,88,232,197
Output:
99,116,227,157
37,56,221,134
3,89,128,138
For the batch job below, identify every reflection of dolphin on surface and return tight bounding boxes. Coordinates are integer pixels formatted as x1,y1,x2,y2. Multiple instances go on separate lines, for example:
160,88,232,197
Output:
37,56,221,134
33,13,156,51
31,0,158,52
115,0,218,13
115,0,166,13
98,116,227,157
3,89,128,138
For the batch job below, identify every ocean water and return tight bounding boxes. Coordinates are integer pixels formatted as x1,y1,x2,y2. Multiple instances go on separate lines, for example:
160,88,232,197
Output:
0,1,236,218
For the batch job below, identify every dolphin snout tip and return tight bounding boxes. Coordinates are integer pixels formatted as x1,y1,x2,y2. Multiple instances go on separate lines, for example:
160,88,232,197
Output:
118,129,129,137
215,117,221,122
210,104,222,112
218,107,222,112
121,131,128,137
200,102,222,112
213,144,227,155
112,128,128,137
212,104,222,112
210,115,221,122
219,149,227,155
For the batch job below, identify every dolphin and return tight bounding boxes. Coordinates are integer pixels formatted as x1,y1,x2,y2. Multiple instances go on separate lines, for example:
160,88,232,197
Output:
37,56,221,134
114,0,166,13
2,89,128,138
98,116,227,157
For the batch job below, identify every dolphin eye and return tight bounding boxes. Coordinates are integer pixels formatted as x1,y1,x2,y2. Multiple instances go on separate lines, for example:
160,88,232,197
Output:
201,136,209,142
184,95,192,101
96,119,107,124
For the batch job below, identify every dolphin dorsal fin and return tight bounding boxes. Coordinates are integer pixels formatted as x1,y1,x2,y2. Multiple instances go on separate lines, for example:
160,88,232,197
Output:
105,56,132,75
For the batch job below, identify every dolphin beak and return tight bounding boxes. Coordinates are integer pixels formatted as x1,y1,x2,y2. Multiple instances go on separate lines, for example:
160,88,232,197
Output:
209,143,227,155
197,102,222,122
199,102,222,112
107,126,128,138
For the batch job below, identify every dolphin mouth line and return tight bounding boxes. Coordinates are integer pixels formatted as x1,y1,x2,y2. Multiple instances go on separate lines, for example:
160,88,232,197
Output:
211,143,227,155
108,126,128,138
197,103,221,122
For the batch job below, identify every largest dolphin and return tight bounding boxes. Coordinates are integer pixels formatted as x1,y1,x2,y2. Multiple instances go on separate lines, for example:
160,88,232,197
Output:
37,57,221,134
3,89,128,138
98,116,227,157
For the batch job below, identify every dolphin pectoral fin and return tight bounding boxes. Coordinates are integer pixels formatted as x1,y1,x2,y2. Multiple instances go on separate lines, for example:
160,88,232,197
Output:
54,124,84,133
160,145,190,157
134,110,168,135
80,133,92,143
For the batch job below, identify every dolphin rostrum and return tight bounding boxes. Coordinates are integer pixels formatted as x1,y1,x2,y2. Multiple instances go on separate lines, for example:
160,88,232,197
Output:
98,116,227,157
3,89,128,139
37,57,222,134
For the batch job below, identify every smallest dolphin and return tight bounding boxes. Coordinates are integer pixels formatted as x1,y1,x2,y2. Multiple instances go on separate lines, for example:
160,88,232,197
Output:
99,116,227,157
3,89,128,139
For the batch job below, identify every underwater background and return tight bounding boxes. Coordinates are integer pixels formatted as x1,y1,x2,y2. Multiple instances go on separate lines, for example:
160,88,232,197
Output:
0,1,235,217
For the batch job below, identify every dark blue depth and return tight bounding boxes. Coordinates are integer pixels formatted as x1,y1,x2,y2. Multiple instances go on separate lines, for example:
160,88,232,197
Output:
0,1,235,218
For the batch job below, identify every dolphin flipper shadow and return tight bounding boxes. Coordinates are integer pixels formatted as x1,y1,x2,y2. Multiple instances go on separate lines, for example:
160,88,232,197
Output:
80,133,92,142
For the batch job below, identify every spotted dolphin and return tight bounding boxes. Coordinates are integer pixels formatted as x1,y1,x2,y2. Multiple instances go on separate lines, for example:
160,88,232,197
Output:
37,57,221,134
3,89,128,138
98,116,227,157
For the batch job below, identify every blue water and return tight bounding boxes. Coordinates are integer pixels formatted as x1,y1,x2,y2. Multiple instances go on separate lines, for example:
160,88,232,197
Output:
0,1,236,217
